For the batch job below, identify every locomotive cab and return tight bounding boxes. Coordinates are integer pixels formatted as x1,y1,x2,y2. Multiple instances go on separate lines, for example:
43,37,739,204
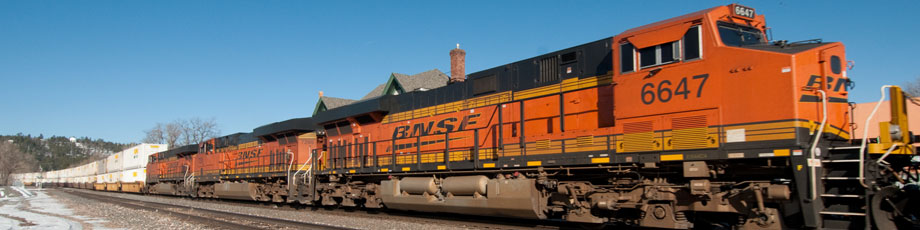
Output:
613,4,852,155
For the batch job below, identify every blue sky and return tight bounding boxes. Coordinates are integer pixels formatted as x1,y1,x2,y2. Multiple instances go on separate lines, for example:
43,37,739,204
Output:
1,1,917,143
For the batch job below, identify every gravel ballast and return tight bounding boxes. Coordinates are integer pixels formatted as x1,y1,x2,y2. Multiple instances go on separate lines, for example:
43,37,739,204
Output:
64,189,505,230
50,189,216,230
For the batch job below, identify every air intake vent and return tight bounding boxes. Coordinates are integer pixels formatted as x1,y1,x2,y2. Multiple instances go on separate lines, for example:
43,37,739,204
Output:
538,56,559,83
623,121,656,152
671,115,708,149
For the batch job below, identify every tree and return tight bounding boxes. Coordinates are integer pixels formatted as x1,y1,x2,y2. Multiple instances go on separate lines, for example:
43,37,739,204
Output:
142,117,220,148
0,141,36,185
905,76,920,97
184,117,220,146
143,123,165,144
166,121,183,147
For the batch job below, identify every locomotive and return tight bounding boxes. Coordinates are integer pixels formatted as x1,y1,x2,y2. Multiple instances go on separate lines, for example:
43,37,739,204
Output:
15,4,918,229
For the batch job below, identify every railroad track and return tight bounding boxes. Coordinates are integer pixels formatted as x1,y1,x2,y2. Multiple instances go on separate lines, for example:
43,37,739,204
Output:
63,188,569,230
61,188,352,230
168,195,564,230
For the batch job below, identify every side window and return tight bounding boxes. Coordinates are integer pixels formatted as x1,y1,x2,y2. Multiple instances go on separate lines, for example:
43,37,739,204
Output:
638,41,680,68
683,26,701,60
620,43,634,73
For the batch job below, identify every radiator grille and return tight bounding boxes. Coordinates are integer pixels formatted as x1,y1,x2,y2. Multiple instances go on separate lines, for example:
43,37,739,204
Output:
671,115,708,149
536,140,551,149
576,136,594,147
623,121,655,152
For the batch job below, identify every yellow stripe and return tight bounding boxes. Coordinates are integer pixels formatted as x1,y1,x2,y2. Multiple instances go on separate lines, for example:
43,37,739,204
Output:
402,167,410,171
437,165,446,170
527,161,542,166
383,75,610,124
746,133,796,142
726,120,849,140
661,154,684,161
483,163,496,168
591,158,610,163
773,149,790,157
380,168,389,172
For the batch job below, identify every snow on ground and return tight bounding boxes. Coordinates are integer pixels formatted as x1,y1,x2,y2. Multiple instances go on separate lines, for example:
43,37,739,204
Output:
9,187,31,198
0,187,121,230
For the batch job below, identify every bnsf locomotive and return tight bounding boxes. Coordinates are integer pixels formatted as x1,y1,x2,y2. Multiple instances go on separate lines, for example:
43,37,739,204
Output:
16,4,919,229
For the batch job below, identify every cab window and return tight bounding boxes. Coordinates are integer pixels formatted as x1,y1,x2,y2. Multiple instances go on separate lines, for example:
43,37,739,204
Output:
683,26,701,60
638,41,679,68
718,22,764,47
622,25,702,72
620,43,634,73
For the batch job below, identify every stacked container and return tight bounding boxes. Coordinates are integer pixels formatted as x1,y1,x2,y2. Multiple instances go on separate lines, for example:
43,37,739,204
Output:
120,144,166,193
9,143,167,192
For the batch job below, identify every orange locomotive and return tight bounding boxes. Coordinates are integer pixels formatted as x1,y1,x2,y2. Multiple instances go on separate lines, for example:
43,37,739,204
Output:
146,118,319,202
129,4,917,229
310,4,915,229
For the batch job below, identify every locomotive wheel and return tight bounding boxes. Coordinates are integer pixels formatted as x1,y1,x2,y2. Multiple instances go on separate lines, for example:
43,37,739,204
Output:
871,186,920,229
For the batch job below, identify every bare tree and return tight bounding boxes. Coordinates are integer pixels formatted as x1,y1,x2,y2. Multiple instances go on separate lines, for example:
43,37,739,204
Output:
142,117,220,149
182,117,220,145
0,141,36,185
165,121,183,147
905,76,920,97
143,123,165,143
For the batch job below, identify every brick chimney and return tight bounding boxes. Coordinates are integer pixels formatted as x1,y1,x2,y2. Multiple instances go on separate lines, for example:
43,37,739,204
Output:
449,44,466,83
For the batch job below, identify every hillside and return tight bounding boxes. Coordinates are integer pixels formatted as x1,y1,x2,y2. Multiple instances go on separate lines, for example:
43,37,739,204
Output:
1,133,134,172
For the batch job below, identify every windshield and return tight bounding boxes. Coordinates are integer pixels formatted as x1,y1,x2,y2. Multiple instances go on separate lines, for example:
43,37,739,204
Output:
718,22,765,47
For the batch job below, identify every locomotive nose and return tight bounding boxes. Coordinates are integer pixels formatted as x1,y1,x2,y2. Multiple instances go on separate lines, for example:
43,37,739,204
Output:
798,44,850,99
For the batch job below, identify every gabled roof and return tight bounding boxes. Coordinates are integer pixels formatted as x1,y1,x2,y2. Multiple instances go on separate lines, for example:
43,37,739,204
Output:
362,84,387,100
395,69,449,92
360,69,449,100
313,96,357,115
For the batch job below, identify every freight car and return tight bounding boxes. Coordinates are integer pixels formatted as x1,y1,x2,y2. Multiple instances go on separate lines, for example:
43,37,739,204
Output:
12,4,919,229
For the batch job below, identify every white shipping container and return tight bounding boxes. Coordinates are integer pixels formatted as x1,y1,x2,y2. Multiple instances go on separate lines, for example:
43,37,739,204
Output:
123,144,167,170
96,159,106,175
75,163,86,177
103,172,121,183
106,151,123,173
120,168,146,183
62,168,72,180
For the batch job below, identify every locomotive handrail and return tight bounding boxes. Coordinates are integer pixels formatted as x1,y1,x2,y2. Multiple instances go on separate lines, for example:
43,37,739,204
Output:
286,150,295,190
876,143,902,167
810,89,828,200
859,85,894,188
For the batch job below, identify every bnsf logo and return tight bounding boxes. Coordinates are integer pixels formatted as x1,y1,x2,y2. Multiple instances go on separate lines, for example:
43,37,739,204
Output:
806,75,849,92
392,114,480,139
238,149,261,159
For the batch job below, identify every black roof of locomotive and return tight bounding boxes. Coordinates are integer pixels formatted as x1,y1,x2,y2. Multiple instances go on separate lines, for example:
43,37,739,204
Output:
313,37,613,125
214,132,258,148
158,144,198,159
252,117,317,138
313,97,390,124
